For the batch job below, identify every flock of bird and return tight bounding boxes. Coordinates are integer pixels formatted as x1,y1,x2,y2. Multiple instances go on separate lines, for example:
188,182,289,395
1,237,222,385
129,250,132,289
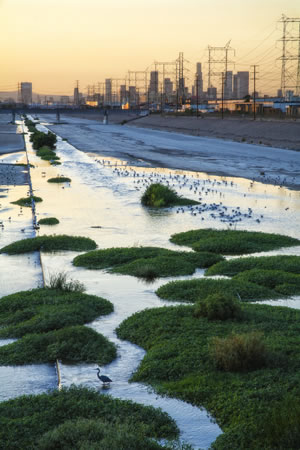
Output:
95,159,267,227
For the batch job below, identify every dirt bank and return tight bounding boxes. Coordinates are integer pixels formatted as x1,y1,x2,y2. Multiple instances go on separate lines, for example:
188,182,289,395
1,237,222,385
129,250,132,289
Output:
128,115,300,151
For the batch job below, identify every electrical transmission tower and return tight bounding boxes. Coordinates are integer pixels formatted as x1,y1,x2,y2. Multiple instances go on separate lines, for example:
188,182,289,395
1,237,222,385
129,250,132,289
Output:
278,15,300,96
175,52,189,108
154,60,176,105
207,41,235,94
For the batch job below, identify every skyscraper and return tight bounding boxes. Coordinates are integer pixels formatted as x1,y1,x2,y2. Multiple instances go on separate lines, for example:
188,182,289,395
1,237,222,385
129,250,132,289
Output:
149,71,159,101
105,79,112,105
21,82,32,104
224,71,233,99
194,62,203,97
233,72,249,99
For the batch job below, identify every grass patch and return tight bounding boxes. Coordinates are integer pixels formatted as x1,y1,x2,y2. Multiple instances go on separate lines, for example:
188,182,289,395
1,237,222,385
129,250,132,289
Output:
116,302,300,449
73,247,223,278
47,176,71,183
0,386,179,449
38,217,60,225
0,234,97,255
47,271,85,292
156,278,278,303
170,228,300,255
141,183,199,208
0,325,116,365
206,255,300,277
0,287,112,337
11,196,43,207
234,269,300,296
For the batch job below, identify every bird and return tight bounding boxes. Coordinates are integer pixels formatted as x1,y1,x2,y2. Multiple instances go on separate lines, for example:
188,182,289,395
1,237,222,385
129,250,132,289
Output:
94,367,112,385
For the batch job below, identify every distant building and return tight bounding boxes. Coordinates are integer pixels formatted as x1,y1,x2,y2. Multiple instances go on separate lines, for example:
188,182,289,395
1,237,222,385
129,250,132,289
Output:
105,79,112,105
164,78,173,100
60,95,69,104
21,82,32,104
129,86,138,106
149,71,159,101
193,62,203,98
207,86,217,100
233,72,249,99
224,71,233,99
73,87,80,105
120,85,127,104
277,89,283,98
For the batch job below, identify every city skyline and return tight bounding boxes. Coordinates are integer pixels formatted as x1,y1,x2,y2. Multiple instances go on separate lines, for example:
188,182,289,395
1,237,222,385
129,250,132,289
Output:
1,0,299,95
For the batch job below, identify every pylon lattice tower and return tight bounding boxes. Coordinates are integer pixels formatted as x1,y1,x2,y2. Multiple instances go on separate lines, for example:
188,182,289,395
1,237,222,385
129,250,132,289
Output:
278,15,300,96
207,41,235,91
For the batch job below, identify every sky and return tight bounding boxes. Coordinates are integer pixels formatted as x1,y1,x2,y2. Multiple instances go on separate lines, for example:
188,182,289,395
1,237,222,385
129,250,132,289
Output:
1,0,299,95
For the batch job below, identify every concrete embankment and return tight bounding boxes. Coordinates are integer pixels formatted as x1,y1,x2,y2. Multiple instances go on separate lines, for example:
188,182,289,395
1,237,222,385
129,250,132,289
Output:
128,115,300,151
0,114,25,155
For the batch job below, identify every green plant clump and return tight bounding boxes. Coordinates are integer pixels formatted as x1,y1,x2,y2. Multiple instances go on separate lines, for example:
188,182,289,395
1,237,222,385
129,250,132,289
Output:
170,228,300,255
156,278,278,303
0,325,116,365
0,288,113,338
0,386,179,449
38,217,60,225
234,269,300,296
47,177,71,183
141,183,199,208
11,196,43,207
36,146,60,161
116,303,300,449
0,234,97,255
206,255,300,277
73,246,223,278
194,293,242,320
30,130,57,150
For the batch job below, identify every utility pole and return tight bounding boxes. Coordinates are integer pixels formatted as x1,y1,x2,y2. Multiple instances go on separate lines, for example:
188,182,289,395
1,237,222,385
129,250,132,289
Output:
251,65,259,120
278,15,300,97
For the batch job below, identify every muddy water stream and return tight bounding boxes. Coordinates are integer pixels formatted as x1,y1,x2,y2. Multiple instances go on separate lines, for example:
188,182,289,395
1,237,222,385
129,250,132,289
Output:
0,118,300,447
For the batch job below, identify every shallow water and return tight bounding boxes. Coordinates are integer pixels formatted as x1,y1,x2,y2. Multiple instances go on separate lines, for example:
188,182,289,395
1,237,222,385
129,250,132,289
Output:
0,118,300,448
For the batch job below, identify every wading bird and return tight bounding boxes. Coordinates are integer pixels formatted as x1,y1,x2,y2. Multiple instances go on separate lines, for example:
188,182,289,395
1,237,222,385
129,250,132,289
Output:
94,367,112,385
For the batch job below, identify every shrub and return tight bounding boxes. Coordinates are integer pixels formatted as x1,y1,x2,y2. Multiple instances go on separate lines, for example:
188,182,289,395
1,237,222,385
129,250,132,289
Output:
11,196,43,207
141,183,199,208
30,130,57,150
194,293,242,320
209,331,268,372
36,146,60,161
0,235,97,254
38,217,59,225
170,228,300,255
47,177,71,183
